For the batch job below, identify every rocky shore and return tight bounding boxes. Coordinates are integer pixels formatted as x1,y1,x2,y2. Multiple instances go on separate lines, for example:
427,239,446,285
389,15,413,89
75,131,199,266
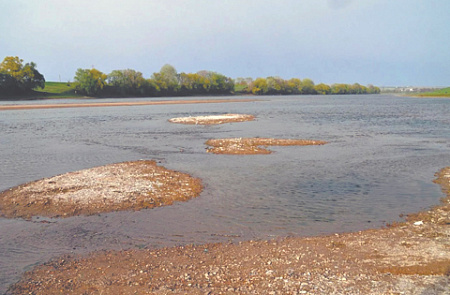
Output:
7,168,450,294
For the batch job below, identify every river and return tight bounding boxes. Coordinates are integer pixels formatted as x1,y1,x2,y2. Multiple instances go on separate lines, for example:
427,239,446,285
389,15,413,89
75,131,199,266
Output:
0,94,449,293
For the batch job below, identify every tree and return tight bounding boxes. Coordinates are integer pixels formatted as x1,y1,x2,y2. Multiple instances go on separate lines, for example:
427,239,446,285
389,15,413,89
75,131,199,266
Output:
286,78,302,94
314,83,331,95
107,69,145,95
151,64,179,95
301,78,316,94
74,68,107,96
331,83,349,94
0,56,45,93
367,84,381,94
250,78,268,95
20,62,45,90
266,77,286,94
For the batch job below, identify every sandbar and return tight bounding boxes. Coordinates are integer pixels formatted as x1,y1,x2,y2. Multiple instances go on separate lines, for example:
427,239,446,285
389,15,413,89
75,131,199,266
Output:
0,160,203,219
0,98,257,111
206,138,328,154
169,114,255,125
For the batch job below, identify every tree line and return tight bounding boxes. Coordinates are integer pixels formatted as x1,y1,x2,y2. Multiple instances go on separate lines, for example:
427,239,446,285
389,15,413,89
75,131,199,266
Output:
1,56,380,97
0,56,45,94
236,77,380,95
74,64,235,97
75,65,380,97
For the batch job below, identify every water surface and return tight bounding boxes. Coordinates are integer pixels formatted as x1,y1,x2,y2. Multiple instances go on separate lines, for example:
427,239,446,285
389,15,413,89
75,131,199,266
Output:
0,95,449,293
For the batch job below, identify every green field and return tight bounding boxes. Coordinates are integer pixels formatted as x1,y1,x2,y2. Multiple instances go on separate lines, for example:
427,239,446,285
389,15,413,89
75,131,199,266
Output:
33,82,84,98
417,87,450,97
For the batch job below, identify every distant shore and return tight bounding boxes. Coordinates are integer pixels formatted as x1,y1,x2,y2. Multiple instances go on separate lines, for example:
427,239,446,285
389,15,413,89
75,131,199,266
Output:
0,98,257,111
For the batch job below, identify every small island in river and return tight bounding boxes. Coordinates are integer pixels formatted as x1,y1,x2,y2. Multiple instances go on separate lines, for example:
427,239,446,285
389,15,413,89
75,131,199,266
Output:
206,138,328,154
0,160,202,219
169,114,255,125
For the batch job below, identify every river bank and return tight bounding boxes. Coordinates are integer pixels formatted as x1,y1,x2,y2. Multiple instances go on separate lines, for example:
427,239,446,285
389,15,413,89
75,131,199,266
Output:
0,98,257,111
8,167,450,294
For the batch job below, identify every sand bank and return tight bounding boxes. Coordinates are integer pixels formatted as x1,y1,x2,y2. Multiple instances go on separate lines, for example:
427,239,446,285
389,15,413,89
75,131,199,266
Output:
8,169,450,294
0,161,202,219
0,98,257,111
206,138,328,154
169,114,255,125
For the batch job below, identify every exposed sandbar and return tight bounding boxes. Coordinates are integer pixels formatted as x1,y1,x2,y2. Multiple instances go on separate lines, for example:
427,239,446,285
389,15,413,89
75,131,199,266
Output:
206,138,328,154
9,168,450,294
169,114,255,125
0,160,203,219
0,98,257,111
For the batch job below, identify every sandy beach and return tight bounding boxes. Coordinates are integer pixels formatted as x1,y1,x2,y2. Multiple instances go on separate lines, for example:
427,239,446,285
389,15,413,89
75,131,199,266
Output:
7,167,450,294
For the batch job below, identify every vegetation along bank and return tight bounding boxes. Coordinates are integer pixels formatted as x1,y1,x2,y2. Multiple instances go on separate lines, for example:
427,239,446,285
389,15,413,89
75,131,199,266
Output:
1,56,381,99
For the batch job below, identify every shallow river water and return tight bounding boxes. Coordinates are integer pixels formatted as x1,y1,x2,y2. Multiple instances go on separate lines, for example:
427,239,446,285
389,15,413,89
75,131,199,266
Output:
0,94,449,292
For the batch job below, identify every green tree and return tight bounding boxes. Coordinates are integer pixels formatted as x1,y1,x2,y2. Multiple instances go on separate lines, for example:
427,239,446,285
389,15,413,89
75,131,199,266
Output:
250,78,268,95
107,69,146,95
0,56,45,93
151,64,179,95
301,78,316,94
286,78,302,94
266,77,286,94
367,84,381,94
314,83,331,95
74,68,107,96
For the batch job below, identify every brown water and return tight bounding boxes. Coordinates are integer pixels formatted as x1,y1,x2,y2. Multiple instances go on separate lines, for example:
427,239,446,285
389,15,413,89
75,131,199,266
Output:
0,95,449,293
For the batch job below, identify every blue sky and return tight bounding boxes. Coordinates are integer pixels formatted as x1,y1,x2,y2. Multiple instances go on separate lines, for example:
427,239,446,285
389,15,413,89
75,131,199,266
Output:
1,0,449,86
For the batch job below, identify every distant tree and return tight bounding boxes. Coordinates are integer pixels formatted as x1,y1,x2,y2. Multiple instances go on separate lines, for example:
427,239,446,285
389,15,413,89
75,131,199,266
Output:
20,62,45,91
74,68,107,96
107,69,146,95
286,78,302,94
367,84,381,94
151,64,179,95
0,56,45,93
331,83,349,94
266,77,286,94
0,73,16,93
250,78,268,95
314,83,331,95
301,78,316,94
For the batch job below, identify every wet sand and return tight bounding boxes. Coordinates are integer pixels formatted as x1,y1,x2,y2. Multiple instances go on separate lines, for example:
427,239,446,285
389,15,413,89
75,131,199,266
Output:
0,161,202,219
0,98,257,111
7,168,450,294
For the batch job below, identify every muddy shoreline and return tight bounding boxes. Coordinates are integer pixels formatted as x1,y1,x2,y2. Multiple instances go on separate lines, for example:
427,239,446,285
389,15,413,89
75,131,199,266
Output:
7,168,450,294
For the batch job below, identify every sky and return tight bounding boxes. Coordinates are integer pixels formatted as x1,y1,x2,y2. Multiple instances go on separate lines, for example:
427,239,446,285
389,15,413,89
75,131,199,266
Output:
1,0,449,87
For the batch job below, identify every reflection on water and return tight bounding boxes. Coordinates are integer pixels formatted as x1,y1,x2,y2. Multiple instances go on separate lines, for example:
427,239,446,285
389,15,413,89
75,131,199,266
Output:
0,95,449,292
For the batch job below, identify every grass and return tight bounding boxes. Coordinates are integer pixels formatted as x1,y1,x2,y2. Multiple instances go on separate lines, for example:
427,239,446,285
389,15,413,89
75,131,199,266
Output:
234,84,248,93
33,82,84,98
416,87,450,97
0,82,85,100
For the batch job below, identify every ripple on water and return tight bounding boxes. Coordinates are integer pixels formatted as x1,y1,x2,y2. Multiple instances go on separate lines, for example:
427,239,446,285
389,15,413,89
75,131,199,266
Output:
0,95,449,293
